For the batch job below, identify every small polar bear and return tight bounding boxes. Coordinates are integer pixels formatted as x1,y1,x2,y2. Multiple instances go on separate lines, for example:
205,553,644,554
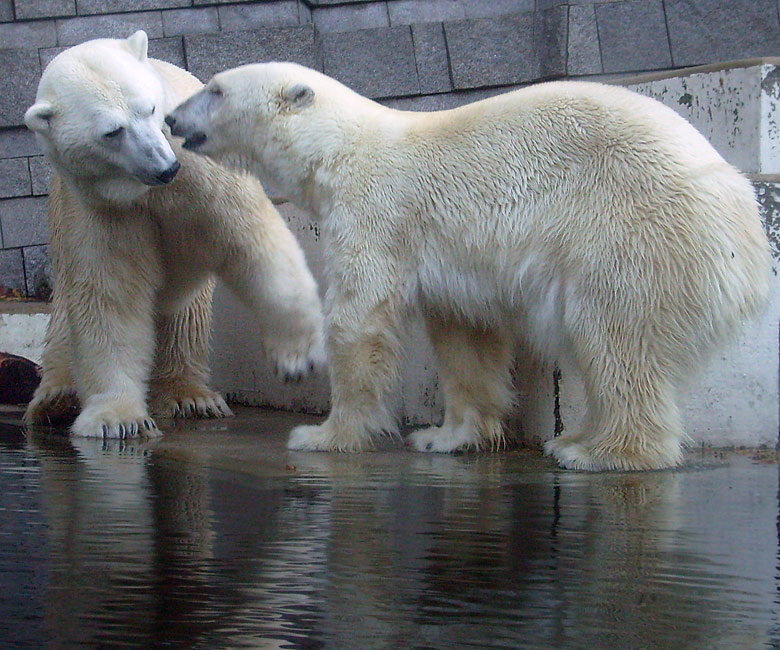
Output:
23,36,325,439
166,62,772,470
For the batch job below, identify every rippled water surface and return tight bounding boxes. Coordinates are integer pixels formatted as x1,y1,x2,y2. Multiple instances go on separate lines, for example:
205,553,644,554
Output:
2,408,779,649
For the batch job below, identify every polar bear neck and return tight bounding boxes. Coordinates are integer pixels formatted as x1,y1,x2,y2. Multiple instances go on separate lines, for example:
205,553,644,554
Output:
281,101,415,216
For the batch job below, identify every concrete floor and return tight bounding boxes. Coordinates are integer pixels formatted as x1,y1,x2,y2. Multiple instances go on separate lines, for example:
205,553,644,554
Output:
2,406,779,649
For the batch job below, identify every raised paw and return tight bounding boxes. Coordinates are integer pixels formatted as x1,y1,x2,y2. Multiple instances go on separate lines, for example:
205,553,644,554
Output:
71,398,160,439
152,386,233,419
273,354,317,384
272,337,327,384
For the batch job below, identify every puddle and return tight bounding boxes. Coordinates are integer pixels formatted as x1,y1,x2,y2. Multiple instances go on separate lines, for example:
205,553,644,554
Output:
1,409,779,649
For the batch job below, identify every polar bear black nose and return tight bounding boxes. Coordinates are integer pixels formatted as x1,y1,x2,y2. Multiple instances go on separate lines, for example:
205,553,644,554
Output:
156,160,180,184
164,114,175,128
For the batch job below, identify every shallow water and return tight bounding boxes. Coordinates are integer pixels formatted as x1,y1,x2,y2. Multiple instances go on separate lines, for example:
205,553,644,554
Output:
1,408,779,649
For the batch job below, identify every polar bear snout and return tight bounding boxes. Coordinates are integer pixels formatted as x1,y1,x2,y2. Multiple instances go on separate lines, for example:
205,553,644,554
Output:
166,111,206,151
166,86,224,153
154,160,180,184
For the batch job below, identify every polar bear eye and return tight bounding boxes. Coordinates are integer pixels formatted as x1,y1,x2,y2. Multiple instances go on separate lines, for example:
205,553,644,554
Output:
103,126,124,139
209,85,222,97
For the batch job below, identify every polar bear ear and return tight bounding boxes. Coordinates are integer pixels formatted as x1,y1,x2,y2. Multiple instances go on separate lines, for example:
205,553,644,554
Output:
126,30,148,62
24,102,54,133
282,83,314,110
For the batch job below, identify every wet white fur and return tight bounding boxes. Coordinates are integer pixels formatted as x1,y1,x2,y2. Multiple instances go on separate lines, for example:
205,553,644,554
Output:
168,62,771,470
24,38,325,439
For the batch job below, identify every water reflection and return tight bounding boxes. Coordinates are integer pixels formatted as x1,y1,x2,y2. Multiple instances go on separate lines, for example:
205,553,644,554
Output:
1,419,779,649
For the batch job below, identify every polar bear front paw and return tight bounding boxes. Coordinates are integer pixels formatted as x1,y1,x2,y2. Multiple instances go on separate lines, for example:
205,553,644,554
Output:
407,424,480,453
287,421,369,452
153,386,233,419
24,385,80,427
272,337,327,384
71,399,160,439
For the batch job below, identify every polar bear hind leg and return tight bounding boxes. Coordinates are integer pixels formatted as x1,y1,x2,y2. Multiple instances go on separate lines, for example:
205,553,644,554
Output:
150,281,233,419
408,316,514,453
545,339,685,471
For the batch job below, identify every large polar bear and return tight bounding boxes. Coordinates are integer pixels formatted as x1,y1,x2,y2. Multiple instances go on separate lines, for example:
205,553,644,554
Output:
23,36,325,439
166,62,772,470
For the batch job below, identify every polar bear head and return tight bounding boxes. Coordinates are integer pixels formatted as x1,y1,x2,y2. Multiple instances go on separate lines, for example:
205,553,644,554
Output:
165,62,372,202
25,31,180,205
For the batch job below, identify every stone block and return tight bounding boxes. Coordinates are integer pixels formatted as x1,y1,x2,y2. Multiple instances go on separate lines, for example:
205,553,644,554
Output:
23,245,52,300
304,0,374,5
389,1,535,28
39,47,65,70
0,20,57,49
381,85,513,112
29,157,53,197
298,1,312,23
388,0,465,25
596,0,671,74
193,0,260,4
0,49,41,129
0,197,49,248
535,4,567,79
0,249,25,294
313,1,388,32
219,1,302,31
460,0,534,19
0,159,32,199
0,128,41,158
76,0,189,14
56,12,164,47
162,7,219,37
411,22,451,94
445,13,537,90
15,0,75,19
666,0,780,68
185,26,320,82
567,4,601,76
321,26,419,98
0,0,12,21
148,37,186,68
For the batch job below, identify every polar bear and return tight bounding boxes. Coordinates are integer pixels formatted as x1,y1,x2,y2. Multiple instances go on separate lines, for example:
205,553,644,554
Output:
166,62,772,470
23,37,325,439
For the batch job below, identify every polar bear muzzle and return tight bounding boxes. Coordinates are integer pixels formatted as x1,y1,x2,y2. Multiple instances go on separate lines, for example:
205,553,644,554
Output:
165,87,220,153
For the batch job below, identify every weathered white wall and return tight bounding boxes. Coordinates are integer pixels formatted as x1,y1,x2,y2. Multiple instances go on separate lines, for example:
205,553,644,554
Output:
209,60,780,448
0,305,49,365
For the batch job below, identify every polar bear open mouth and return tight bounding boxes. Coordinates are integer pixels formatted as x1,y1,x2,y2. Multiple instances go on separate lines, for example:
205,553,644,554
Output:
182,131,207,151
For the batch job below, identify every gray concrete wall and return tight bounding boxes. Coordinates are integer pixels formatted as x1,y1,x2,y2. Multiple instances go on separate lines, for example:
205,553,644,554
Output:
2,0,780,295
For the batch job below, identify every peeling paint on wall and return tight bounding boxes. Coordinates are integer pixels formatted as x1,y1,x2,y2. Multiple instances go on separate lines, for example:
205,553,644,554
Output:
628,66,762,173
754,182,780,258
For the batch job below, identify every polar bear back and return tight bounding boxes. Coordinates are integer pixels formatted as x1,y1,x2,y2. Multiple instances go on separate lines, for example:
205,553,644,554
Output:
353,82,767,362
